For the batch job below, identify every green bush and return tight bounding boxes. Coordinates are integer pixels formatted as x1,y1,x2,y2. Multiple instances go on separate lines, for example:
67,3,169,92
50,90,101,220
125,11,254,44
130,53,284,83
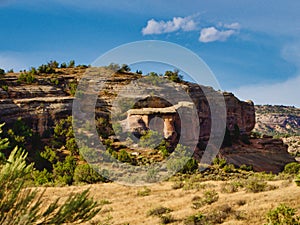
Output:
66,137,79,155
245,178,267,193
60,62,67,68
213,157,227,168
223,164,236,173
118,149,132,163
41,146,59,164
137,186,151,196
0,124,101,224
265,204,300,225
167,144,198,174
220,181,239,193
147,206,172,217
118,64,131,72
32,168,53,185
1,85,8,91
184,213,206,225
164,69,183,83
295,174,300,187
239,164,253,171
68,60,75,68
68,81,78,96
283,162,300,175
192,190,219,209
74,164,105,184
38,64,55,74
6,118,33,150
18,72,35,84
0,68,5,76
53,156,77,185
139,130,163,149
160,214,175,224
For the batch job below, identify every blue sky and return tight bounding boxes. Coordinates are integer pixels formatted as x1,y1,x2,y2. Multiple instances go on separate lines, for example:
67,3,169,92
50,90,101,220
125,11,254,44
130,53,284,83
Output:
0,0,299,107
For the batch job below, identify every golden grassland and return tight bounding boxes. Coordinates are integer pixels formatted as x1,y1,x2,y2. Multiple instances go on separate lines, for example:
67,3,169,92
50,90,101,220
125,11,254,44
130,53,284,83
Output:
39,178,300,225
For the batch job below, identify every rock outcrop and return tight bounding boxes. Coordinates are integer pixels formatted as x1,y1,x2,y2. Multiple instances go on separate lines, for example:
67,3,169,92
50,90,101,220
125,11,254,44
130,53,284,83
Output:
254,105,300,136
0,68,295,173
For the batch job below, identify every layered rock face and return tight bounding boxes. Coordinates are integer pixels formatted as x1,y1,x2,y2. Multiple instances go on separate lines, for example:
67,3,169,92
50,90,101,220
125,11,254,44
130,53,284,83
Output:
254,105,300,136
0,69,295,172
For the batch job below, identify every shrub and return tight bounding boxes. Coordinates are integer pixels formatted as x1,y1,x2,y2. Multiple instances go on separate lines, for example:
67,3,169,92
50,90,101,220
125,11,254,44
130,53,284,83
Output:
295,174,300,187
223,163,236,173
171,181,184,189
18,72,35,84
38,63,55,74
167,144,198,174
66,137,79,155
1,85,8,91
53,156,77,185
68,81,78,96
118,64,131,72
105,63,121,71
265,204,300,225
0,68,5,76
41,146,59,164
60,62,67,68
164,69,183,83
283,162,300,175
220,181,239,193
147,206,172,217
139,130,163,149
137,186,151,196
192,190,219,209
118,149,132,163
32,168,53,185
184,213,206,225
213,157,227,168
203,189,219,204
239,164,253,171
0,124,101,224
68,60,75,68
74,164,105,184
245,178,267,193
160,214,175,224
157,140,171,158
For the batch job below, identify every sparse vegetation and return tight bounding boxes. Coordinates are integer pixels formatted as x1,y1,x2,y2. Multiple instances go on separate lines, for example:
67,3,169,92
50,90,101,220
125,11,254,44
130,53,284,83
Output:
283,162,300,175
265,204,300,225
147,206,172,217
244,178,268,193
164,69,183,83
137,186,151,196
192,189,219,209
18,71,35,84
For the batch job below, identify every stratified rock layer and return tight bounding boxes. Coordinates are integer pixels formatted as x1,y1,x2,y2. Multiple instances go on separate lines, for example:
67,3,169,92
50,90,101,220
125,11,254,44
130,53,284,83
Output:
0,68,295,172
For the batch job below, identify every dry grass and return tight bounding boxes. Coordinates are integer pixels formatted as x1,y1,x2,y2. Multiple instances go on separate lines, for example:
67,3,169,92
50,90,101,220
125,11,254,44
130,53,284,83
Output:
39,179,300,225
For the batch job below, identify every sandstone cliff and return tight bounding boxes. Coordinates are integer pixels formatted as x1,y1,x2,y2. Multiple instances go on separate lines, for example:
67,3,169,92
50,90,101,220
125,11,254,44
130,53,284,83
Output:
254,105,300,136
0,68,295,172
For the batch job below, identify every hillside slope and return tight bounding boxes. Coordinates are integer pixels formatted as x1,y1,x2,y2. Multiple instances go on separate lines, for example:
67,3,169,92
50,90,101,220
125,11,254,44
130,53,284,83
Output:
254,105,300,136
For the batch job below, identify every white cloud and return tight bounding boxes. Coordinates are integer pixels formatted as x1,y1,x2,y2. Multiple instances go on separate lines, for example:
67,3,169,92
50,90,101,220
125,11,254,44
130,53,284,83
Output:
199,27,236,43
232,75,300,108
223,22,241,30
142,16,197,35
